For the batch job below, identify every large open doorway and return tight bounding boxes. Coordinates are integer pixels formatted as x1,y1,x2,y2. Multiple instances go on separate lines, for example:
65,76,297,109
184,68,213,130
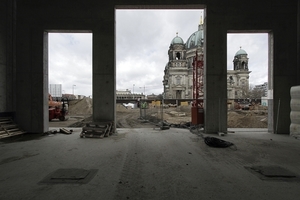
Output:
115,9,203,128
48,32,92,128
227,33,269,129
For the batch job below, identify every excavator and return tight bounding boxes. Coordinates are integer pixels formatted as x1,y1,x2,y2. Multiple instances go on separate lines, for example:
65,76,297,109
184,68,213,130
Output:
48,94,68,121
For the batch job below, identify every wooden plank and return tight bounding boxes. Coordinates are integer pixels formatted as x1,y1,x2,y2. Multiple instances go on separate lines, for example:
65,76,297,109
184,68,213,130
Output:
82,126,107,132
2,124,18,129
7,128,20,132
0,131,26,139
80,121,113,139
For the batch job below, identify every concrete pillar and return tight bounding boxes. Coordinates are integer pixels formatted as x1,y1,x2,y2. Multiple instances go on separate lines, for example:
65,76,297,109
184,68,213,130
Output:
298,0,300,84
16,25,48,133
92,12,116,130
273,22,298,133
204,8,228,133
0,0,16,114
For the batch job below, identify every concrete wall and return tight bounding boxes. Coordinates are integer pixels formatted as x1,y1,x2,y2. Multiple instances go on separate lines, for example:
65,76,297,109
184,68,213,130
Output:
298,0,300,84
2,0,298,134
0,0,16,114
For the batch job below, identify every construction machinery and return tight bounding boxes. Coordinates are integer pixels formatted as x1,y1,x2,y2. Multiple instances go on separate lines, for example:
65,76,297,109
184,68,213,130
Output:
49,94,68,121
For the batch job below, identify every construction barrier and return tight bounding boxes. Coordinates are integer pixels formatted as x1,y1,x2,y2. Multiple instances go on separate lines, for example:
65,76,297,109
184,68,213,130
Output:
151,100,161,107
180,101,189,106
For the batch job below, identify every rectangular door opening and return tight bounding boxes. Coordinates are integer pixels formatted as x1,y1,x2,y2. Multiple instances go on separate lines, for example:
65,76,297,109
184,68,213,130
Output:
227,33,270,130
48,32,92,128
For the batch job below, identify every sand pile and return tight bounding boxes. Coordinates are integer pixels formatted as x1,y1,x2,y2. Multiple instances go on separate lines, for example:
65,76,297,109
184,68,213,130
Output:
116,103,130,112
68,97,93,115
228,110,267,128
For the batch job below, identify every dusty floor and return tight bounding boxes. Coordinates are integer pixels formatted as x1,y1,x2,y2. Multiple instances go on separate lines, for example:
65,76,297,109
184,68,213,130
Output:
1,99,299,200
1,128,300,200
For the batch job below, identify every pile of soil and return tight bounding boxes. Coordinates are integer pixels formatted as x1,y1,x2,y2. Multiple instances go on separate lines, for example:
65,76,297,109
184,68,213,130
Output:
68,97,93,115
228,110,268,128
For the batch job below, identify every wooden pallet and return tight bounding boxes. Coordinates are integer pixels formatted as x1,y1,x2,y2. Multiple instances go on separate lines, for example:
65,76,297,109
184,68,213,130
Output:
80,121,113,138
0,117,27,139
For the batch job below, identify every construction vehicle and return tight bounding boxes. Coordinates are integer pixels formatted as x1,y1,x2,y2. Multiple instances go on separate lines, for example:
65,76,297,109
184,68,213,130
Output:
48,94,68,121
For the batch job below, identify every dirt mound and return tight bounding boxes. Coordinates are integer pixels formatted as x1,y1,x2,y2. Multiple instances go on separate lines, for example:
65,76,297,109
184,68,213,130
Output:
116,103,131,112
228,110,267,128
68,97,93,115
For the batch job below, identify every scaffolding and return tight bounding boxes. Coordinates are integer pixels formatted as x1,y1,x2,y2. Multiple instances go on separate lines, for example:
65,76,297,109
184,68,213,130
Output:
191,51,204,125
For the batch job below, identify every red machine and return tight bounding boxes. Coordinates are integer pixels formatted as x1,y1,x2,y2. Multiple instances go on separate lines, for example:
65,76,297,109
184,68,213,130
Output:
49,94,68,121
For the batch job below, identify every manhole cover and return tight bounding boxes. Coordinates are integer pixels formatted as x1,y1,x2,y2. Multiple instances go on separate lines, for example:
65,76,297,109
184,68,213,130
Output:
39,168,98,184
245,165,300,182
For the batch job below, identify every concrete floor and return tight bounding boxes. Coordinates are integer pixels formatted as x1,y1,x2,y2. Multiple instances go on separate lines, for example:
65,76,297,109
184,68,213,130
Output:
1,127,300,200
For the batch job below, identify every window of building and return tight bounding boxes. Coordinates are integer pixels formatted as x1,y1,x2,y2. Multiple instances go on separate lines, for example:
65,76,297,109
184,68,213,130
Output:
176,76,181,85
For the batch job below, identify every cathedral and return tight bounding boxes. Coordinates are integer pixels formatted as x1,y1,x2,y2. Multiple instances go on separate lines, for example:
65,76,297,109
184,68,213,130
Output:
162,21,251,100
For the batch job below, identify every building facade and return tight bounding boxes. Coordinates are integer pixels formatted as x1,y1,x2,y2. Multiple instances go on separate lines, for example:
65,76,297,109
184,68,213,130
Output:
227,48,251,99
254,82,268,97
163,22,204,99
163,22,251,100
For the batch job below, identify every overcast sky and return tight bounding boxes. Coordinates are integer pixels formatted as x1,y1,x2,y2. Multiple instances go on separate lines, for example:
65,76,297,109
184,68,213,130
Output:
49,9,268,97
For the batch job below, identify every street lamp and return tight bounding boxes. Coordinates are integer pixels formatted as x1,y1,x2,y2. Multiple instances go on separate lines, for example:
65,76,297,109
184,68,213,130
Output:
132,84,135,99
139,86,145,94
139,86,146,98
73,85,76,95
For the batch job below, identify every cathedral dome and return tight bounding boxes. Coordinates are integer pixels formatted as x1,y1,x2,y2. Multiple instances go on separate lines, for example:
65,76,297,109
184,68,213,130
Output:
235,48,247,56
186,24,204,49
170,35,184,45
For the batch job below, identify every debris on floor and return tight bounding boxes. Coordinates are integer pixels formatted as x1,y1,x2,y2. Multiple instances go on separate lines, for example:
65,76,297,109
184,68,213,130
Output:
59,128,73,134
245,165,300,181
80,121,113,138
0,117,27,139
204,136,237,150
44,128,73,136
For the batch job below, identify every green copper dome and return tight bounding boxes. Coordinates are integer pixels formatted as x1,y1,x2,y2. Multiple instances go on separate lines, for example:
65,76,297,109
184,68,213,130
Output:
186,24,204,49
170,35,184,45
235,48,247,56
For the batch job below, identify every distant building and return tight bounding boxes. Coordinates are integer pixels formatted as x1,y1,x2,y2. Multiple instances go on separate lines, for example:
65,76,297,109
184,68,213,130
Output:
62,94,76,100
163,21,204,99
147,93,159,100
116,89,145,100
49,84,62,97
49,84,62,101
162,20,251,99
254,82,268,97
227,48,251,99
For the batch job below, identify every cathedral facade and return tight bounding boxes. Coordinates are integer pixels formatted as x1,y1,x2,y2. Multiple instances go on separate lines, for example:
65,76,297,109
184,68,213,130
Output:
227,48,251,99
162,22,251,100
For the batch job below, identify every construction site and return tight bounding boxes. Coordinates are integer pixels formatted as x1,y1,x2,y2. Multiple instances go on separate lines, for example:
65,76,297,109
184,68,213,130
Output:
1,0,300,199
53,97,268,130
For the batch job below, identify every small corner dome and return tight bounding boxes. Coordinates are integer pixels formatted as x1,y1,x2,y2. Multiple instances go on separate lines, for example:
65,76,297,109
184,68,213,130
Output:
171,36,184,45
235,48,247,56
